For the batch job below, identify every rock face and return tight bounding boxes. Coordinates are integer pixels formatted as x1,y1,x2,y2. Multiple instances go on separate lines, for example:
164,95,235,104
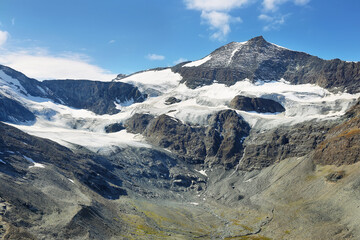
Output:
314,98,360,166
104,123,125,133
239,120,334,170
229,95,285,113
125,113,155,134
125,110,250,168
165,97,181,105
0,64,147,116
42,80,146,115
0,95,35,123
0,65,49,97
173,36,360,93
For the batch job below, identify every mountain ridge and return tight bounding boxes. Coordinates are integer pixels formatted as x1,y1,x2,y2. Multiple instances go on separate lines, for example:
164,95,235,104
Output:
1,36,360,239
173,36,360,93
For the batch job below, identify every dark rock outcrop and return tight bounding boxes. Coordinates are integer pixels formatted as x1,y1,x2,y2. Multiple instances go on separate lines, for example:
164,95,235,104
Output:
42,80,146,115
0,65,49,97
205,110,250,168
165,97,181,105
229,95,285,113
325,171,345,182
0,95,35,123
125,110,250,168
314,98,360,166
125,113,154,134
173,36,360,93
144,114,207,164
104,123,125,133
0,64,147,115
239,120,335,170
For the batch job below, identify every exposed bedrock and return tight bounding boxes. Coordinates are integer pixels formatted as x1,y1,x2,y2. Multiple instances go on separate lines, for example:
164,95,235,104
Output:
239,120,336,170
229,95,285,113
42,80,146,115
125,109,250,168
0,95,36,123
172,36,360,93
314,98,360,166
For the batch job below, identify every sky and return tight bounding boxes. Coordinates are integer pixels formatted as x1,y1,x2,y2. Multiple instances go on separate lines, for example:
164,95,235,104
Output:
0,0,359,81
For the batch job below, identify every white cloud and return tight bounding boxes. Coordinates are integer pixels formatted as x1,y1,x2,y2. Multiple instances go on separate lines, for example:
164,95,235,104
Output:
262,0,310,12
262,0,287,12
201,11,242,40
259,0,309,30
294,0,310,5
146,54,165,61
184,0,251,12
109,39,115,44
11,18,15,26
0,49,117,81
184,0,248,41
173,57,188,65
258,14,273,22
258,13,287,31
0,30,9,47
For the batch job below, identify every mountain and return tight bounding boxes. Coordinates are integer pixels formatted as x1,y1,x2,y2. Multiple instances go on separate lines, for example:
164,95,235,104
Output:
0,65,146,122
1,36,360,239
173,36,360,93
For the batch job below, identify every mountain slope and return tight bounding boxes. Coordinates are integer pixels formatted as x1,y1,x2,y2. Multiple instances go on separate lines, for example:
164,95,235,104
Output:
1,36,360,239
173,36,360,93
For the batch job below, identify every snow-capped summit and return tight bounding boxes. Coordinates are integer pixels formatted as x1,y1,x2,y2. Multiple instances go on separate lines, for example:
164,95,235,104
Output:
174,36,360,93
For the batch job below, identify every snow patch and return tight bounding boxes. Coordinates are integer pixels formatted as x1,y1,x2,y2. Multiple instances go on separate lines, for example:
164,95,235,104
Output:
114,98,134,110
118,69,182,94
36,85,47,95
189,202,199,206
195,169,207,176
183,55,212,67
0,70,27,94
23,155,45,168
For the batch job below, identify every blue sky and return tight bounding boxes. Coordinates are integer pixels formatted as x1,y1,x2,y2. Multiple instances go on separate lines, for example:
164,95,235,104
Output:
0,0,359,80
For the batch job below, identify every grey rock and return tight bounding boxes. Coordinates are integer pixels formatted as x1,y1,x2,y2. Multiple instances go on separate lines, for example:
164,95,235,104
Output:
240,120,335,170
104,123,125,133
229,95,285,113
165,96,182,105
314,98,360,166
125,113,154,134
173,36,360,93
125,110,250,168
0,95,35,123
42,80,146,115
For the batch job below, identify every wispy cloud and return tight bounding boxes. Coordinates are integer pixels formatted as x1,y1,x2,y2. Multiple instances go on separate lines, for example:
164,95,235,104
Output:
184,0,311,37
11,18,15,26
258,13,288,31
146,53,165,61
109,39,115,44
173,57,188,65
262,0,287,12
0,48,117,81
201,11,242,40
0,30,9,47
262,0,310,12
184,0,250,41
259,0,309,30
184,0,251,12
294,0,310,6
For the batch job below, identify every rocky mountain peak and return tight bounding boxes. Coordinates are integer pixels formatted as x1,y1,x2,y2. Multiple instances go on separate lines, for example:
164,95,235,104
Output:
247,35,266,44
173,36,360,93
